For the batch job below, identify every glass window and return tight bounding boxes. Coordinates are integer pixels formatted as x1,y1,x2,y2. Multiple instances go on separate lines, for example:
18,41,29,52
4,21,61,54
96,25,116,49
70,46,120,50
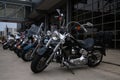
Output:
5,4,26,19
25,6,32,18
93,0,103,17
84,12,92,20
72,0,120,48
84,19,93,24
103,13,115,23
78,14,84,21
6,4,21,18
103,22,115,31
115,0,120,11
93,0,103,16
93,16,102,24
116,41,120,48
111,40,115,48
116,21,120,29
116,11,120,21
0,2,5,17
94,24,102,31
116,31,120,39
17,7,24,19
103,0,115,14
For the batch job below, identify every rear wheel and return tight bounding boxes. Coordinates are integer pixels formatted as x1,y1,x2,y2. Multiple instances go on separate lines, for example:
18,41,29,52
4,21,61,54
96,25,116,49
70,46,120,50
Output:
87,50,103,67
31,54,49,73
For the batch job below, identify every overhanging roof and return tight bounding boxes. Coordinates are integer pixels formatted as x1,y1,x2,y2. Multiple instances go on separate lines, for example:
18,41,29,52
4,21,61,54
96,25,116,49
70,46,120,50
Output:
36,0,62,10
28,0,62,19
0,0,33,23
0,0,32,6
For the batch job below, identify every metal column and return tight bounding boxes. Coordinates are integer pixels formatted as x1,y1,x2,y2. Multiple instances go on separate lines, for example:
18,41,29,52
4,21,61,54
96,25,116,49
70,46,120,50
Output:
45,14,49,32
66,0,72,24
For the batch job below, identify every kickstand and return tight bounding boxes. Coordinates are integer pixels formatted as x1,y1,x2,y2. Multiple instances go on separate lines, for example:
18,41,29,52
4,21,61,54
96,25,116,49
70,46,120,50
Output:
66,65,75,75
63,62,75,75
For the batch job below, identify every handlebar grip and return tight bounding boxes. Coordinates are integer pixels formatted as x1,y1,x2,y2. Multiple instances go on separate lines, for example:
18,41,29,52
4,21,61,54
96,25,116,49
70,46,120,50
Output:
83,27,88,33
81,25,87,33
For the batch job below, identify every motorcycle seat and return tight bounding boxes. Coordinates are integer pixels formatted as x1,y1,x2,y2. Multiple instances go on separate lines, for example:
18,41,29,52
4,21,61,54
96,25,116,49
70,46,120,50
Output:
77,38,94,50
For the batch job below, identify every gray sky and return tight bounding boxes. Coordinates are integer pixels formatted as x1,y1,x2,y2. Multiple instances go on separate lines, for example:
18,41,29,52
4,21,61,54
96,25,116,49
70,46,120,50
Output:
0,22,17,31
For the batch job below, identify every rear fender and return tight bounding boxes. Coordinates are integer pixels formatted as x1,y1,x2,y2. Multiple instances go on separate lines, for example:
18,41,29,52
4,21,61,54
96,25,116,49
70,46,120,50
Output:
94,46,106,56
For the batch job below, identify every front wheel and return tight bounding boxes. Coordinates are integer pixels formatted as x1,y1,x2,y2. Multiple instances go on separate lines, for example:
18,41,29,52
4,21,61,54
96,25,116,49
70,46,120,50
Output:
21,49,34,61
31,54,49,73
87,50,103,67
3,44,9,50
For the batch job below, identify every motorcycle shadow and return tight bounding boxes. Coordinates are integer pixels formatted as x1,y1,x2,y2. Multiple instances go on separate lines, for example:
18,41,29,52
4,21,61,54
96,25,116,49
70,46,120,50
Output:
31,63,89,75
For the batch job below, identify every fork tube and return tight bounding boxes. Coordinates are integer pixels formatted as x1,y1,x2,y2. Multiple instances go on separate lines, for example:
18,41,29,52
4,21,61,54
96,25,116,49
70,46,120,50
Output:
46,41,61,65
46,38,52,47
30,44,39,57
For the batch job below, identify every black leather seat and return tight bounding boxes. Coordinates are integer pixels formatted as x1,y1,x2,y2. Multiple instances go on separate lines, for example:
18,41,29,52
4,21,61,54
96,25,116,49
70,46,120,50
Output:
78,38,94,50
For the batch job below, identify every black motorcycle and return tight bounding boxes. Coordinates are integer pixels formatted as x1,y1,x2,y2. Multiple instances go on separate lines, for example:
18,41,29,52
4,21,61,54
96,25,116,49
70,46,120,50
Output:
31,21,106,73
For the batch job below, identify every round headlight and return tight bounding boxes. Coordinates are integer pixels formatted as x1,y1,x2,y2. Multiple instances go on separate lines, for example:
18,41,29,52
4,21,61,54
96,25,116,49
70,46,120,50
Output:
52,33,58,40
52,36,58,40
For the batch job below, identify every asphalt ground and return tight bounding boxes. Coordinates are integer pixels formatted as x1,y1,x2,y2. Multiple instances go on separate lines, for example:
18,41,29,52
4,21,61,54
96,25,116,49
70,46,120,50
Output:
0,45,120,80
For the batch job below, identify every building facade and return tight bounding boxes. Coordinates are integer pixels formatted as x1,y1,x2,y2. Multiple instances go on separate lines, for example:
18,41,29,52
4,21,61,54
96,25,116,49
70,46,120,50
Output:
28,0,120,48
0,0,32,22
72,0,120,48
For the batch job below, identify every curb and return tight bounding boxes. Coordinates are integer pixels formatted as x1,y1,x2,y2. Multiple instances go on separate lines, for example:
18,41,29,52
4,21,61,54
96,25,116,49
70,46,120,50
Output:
102,61,120,66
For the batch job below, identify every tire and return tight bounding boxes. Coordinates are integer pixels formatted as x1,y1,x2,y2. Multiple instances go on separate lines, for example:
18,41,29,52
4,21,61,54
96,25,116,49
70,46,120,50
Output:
3,45,9,50
21,49,33,61
87,50,103,67
31,54,49,73
9,45,14,51
15,49,21,57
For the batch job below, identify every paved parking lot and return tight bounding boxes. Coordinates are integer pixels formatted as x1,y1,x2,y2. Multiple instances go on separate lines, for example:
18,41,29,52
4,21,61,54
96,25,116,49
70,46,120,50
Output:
0,45,120,80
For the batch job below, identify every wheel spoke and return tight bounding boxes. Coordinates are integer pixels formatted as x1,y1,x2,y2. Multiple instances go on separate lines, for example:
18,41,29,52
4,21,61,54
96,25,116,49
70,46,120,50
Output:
88,50,103,67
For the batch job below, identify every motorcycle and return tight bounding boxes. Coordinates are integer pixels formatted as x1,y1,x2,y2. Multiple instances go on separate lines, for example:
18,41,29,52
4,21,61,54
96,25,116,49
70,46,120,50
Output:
30,9,106,73
31,22,106,73
3,34,15,50
21,23,51,61
9,33,21,51
14,25,41,57
13,32,27,57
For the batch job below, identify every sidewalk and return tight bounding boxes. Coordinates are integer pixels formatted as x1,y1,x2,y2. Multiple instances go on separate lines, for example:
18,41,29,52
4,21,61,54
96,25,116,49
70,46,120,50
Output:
103,49,120,66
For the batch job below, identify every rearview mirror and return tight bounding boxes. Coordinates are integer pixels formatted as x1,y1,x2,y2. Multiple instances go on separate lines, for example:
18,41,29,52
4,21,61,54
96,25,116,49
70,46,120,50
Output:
86,22,93,27
61,13,64,16
56,9,61,15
